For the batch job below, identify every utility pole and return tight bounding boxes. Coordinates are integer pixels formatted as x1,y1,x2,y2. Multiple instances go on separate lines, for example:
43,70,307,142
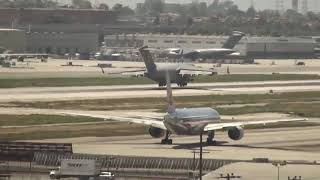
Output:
272,161,287,180
199,131,203,180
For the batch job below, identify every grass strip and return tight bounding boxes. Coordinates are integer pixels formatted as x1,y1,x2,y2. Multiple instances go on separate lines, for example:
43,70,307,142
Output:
0,114,103,126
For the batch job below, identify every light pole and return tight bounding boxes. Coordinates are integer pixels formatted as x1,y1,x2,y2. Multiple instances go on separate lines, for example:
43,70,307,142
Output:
272,161,287,180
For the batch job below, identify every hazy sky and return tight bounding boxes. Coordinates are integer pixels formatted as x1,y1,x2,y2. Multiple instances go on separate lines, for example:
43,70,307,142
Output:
60,0,319,12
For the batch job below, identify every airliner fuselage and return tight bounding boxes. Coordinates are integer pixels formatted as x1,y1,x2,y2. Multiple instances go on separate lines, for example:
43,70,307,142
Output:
164,107,220,135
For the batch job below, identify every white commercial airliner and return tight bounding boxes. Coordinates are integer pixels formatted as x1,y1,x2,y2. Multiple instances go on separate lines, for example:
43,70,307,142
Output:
64,73,306,145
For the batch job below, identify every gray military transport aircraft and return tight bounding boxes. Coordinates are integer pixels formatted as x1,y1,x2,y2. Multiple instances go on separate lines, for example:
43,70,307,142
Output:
163,31,245,60
64,71,306,145
102,46,217,87
182,31,245,60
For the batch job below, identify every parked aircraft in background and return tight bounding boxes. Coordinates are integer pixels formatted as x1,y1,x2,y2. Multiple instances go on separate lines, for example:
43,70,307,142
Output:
0,53,48,62
164,31,245,61
64,71,306,145
101,46,217,87
183,31,245,60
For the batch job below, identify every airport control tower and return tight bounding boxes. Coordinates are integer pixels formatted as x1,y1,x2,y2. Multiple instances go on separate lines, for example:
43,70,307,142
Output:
292,0,299,11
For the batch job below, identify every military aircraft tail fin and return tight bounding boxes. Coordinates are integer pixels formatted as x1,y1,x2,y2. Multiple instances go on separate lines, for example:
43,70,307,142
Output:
139,46,157,72
222,31,245,49
165,70,175,113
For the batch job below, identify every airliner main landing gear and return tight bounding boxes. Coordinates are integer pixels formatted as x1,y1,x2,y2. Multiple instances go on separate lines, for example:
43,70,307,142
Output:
206,131,216,145
161,131,172,144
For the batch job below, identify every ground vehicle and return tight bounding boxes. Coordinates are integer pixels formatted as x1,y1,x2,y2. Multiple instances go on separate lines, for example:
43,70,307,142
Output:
99,172,115,180
49,159,100,179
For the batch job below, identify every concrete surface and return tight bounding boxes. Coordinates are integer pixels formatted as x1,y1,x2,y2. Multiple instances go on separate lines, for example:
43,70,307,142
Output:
203,162,320,180
1,59,320,78
30,125,320,162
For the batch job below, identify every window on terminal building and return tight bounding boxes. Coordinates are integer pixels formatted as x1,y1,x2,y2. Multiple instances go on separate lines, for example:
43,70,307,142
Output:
206,41,216,44
57,48,61,55
45,47,52,54
164,40,173,43
178,40,187,44
148,40,158,43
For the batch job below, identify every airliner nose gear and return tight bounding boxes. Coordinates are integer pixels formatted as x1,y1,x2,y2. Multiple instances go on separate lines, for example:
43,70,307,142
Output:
206,130,216,145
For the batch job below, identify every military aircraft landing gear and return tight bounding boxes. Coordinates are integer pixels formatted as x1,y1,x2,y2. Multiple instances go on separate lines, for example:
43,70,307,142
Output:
158,82,166,87
161,131,172,144
206,131,216,145
177,82,187,87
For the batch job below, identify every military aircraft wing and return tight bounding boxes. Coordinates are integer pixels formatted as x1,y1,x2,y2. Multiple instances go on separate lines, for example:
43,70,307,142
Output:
179,67,216,72
100,67,146,75
203,118,307,131
62,112,166,130
178,66,217,76
107,69,146,74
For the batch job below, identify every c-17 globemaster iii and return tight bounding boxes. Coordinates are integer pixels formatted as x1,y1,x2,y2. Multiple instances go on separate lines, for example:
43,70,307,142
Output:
163,31,245,61
64,71,307,145
102,46,217,87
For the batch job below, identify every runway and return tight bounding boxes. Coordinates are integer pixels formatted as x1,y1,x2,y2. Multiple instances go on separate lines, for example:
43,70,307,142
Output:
1,80,320,102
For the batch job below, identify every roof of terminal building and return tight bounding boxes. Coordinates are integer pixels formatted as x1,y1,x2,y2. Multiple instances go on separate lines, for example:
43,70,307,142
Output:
0,8,112,12
247,36,315,43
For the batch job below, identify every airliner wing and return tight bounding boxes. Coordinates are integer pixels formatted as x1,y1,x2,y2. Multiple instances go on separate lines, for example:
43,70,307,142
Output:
204,118,307,131
62,112,166,130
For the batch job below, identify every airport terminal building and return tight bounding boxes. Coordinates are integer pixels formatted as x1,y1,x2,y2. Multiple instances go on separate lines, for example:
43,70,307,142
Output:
104,33,231,50
0,29,26,53
26,32,99,55
105,34,317,59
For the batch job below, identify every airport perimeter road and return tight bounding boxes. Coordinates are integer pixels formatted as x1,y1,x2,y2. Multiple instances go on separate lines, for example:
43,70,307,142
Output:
35,125,320,162
1,80,320,102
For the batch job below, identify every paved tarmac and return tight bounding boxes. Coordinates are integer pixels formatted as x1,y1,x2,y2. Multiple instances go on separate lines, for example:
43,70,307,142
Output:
203,162,320,180
1,59,320,78
34,125,320,162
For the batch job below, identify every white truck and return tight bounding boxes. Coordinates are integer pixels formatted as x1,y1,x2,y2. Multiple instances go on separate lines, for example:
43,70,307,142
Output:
49,159,101,180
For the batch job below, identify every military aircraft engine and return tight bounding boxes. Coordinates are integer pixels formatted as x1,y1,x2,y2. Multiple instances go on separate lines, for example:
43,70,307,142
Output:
228,127,244,140
148,127,165,138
